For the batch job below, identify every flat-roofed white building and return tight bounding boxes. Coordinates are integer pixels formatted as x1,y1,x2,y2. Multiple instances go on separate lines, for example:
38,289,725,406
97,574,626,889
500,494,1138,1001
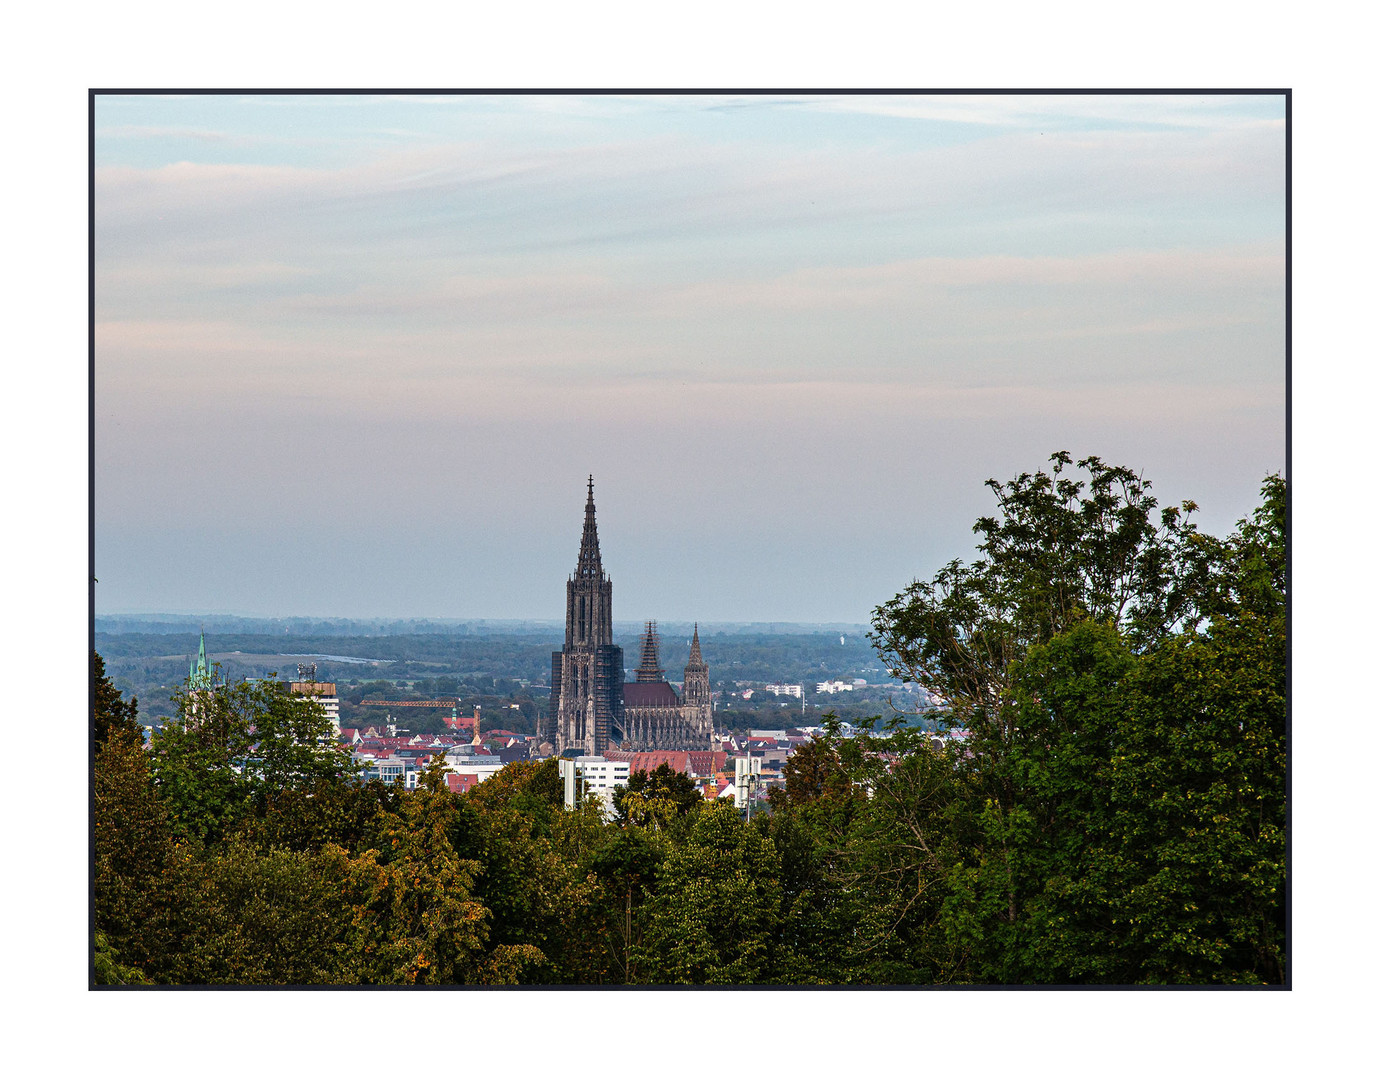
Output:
559,755,630,819
441,748,507,782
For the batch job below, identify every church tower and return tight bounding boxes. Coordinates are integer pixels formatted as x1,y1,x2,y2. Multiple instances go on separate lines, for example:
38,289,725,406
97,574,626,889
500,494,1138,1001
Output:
189,628,212,690
546,478,624,756
682,624,715,748
185,628,216,725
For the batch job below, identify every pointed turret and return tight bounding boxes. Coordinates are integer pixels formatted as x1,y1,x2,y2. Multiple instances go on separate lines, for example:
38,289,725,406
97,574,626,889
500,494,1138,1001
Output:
635,621,665,682
190,628,213,690
682,622,714,746
574,475,603,580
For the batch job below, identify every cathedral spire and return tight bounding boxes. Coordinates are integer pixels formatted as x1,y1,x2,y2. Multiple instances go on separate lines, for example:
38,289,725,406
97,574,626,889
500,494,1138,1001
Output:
574,475,604,579
688,623,703,667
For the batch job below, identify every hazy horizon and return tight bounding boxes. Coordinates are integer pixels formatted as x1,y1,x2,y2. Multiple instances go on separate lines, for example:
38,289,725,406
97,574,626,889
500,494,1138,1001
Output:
94,611,873,632
95,93,1286,623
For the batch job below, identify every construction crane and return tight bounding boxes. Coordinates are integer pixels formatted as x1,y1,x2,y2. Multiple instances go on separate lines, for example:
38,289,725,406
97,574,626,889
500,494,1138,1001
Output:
359,699,464,708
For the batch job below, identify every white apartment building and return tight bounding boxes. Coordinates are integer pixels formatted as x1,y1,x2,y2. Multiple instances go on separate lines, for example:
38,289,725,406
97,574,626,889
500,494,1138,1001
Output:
558,755,631,819
442,747,507,781
765,683,803,699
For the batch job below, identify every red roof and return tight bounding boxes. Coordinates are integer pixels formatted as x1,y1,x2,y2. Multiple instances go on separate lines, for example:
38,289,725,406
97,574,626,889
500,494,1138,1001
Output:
602,749,724,777
685,750,728,776
621,751,692,775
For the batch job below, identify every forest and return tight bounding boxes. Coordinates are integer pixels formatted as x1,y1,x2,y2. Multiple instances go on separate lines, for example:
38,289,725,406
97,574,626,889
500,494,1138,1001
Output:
93,454,1285,985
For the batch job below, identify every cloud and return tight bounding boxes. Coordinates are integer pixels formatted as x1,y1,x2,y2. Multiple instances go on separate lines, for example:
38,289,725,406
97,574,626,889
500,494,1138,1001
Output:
656,248,1282,312
797,94,1285,130
99,124,238,142
94,112,1283,257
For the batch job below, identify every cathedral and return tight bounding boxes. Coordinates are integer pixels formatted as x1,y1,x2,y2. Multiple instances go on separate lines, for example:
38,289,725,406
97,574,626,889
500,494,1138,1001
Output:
543,478,715,756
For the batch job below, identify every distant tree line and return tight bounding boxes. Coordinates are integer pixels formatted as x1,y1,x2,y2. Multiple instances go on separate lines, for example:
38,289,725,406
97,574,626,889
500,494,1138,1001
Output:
96,632,885,725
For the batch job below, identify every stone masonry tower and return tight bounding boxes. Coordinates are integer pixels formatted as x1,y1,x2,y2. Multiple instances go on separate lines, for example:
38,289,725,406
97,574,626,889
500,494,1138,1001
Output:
547,478,624,755
682,624,716,748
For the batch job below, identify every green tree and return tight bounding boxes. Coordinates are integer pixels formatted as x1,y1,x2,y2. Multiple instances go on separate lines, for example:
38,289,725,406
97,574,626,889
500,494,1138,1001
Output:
343,760,492,984
151,674,356,843
94,714,174,983
1063,476,1286,983
774,730,854,810
94,651,141,753
93,930,151,985
636,804,783,984
450,758,607,983
869,452,1206,742
855,467,1286,985
614,764,702,831
185,840,358,984
587,827,667,983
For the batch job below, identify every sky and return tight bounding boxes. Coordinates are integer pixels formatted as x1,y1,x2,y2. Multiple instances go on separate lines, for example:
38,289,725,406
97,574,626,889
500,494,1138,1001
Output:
94,92,1286,623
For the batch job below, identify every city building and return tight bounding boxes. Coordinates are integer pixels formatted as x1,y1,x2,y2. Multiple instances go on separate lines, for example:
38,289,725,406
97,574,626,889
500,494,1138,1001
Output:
546,478,624,756
283,663,340,736
733,755,763,812
765,683,803,699
558,755,630,819
441,745,507,783
602,748,728,779
357,755,407,785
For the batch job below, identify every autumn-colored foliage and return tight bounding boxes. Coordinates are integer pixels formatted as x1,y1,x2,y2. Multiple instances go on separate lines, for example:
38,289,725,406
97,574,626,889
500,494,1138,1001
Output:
92,461,1286,986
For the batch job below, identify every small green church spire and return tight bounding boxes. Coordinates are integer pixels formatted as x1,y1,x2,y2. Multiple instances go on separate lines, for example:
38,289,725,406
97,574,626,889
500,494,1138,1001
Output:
189,628,213,690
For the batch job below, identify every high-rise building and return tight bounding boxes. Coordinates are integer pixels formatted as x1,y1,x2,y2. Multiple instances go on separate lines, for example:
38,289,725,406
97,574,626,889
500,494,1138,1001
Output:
283,663,341,737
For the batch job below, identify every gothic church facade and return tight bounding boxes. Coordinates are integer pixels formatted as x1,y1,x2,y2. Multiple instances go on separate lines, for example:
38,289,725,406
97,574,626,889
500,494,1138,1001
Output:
543,479,715,756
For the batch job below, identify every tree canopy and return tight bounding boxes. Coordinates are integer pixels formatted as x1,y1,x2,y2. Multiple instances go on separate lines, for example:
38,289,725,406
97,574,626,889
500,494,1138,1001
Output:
92,457,1285,985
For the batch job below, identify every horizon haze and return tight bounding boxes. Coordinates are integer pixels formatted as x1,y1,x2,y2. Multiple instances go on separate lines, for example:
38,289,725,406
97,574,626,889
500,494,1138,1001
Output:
95,93,1286,624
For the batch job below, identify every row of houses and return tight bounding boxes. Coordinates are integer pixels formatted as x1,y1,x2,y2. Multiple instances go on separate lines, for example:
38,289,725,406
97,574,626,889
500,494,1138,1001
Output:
738,678,874,699
341,722,862,816
344,724,536,791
